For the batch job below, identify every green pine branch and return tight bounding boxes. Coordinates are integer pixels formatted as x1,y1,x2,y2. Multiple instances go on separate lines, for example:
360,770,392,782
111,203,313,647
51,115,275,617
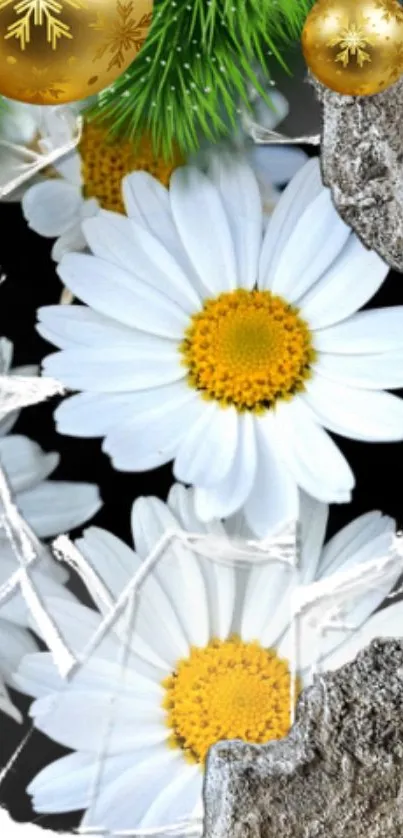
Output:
85,0,312,160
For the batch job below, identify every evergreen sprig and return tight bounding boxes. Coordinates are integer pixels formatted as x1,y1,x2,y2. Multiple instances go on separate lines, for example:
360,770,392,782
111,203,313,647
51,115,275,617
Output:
86,0,312,160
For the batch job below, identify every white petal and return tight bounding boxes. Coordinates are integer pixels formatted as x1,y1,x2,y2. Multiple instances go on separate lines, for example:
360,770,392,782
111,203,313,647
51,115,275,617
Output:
241,562,294,646
314,352,403,390
0,676,22,722
0,410,20,437
322,602,403,672
57,252,189,338
299,236,388,329
167,484,225,535
0,435,58,493
170,166,237,294
318,511,395,578
103,383,206,472
37,303,141,350
131,496,182,559
122,171,203,289
207,153,262,289
27,596,117,659
0,336,13,374
140,763,202,828
51,224,88,262
298,490,329,584
0,543,70,628
267,189,350,301
131,498,210,648
249,145,308,188
315,307,403,354
243,415,299,538
273,397,355,502
83,750,185,830
17,480,101,538
259,158,325,289
28,751,136,815
123,171,177,242
83,212,202,314
0,618,37,680
77,524,190,667
22,181,83,237
1,100,40,143
43,343,183,392
174,404,238,488
303,378,403,441
193,411,257,519
54,390,169,439
134,492,235,641
15,652,160,700
251,89,290,131
74,526,137,597
30,690,167,753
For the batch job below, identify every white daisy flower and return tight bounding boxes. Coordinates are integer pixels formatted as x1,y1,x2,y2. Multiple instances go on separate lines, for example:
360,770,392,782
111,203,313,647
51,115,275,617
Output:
39,156,403,537
13,485,401,830
21,113,184,263
0,338,102,722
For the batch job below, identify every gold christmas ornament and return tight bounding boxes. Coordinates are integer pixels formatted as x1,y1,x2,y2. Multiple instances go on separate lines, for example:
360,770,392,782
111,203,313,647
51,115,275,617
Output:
302,0,403,97
0,0,153,104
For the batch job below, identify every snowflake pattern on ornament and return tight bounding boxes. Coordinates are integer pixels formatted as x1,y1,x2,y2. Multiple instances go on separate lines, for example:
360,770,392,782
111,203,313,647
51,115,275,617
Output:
0,0,86,50
90,1,151,71
327,18,374,68
375,0,403,23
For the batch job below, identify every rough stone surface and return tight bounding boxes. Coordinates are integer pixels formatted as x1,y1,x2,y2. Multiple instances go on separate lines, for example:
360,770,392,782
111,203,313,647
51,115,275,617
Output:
310,75,403,273
203,639,403,838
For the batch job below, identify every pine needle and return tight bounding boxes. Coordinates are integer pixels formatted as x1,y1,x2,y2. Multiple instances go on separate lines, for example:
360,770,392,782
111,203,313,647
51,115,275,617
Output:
86,0,312,160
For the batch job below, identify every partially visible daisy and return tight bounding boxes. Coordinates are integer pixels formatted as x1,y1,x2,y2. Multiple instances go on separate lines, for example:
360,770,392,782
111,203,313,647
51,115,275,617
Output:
13,485,401,830
22,115,183,263
0,338,102,721
39,156,403,537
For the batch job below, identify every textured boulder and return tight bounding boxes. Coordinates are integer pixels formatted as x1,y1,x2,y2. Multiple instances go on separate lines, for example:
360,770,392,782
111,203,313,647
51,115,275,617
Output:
203,639,403,838
310,75,403,273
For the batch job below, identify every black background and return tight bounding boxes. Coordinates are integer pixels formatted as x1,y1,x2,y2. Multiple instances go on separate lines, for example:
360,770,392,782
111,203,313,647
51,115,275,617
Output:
1,52,403,832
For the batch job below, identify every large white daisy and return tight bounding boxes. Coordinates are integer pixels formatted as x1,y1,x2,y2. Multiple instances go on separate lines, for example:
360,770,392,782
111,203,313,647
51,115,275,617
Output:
39,155,403,537
0,338,102,722
13,485,402,830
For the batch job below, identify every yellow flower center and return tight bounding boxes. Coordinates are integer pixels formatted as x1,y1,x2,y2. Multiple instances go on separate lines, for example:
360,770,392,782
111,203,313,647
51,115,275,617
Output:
180,289,315,413
79,123,182,214
162,637,298,765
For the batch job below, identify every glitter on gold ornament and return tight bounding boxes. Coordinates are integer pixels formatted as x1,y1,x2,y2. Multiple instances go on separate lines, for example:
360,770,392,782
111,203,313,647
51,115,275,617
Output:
0,0,152,104
302,0,403,96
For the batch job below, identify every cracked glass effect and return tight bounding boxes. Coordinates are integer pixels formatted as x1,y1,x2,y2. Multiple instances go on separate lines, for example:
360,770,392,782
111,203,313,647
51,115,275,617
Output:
0,107,81,198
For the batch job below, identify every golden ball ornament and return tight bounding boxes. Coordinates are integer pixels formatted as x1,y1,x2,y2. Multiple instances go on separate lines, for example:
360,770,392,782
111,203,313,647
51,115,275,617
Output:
0,0,153,104
301,0,403,96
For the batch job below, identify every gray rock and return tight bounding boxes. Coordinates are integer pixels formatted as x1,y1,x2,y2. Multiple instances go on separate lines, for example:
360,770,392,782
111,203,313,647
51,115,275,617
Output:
203,639,403,838
309,75,403,274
